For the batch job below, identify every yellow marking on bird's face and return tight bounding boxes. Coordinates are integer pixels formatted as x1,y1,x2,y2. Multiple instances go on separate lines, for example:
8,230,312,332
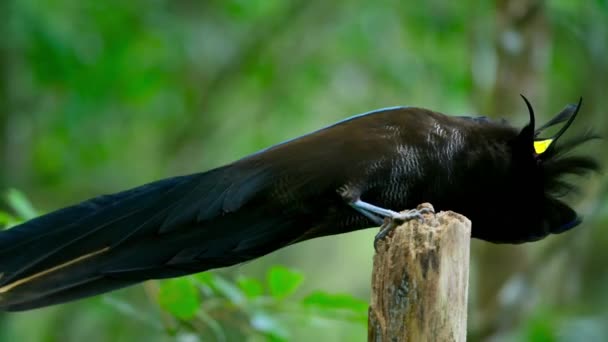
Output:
0,246,110,294
534,139,553,155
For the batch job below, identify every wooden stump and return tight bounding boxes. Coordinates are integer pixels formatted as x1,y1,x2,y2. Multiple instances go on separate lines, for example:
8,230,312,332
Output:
368,203,471,342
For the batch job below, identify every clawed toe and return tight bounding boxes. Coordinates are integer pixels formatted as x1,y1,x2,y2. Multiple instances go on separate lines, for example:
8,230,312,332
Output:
373,207,434,251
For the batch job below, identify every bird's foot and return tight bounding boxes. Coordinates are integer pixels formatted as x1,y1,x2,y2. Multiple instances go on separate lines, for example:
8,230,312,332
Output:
372,206,435,251
342,196,436,250
390,206,434,221
374,219,398,251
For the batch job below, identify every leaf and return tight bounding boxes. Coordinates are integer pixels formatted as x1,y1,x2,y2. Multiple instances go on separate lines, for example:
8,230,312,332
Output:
301,291,369,324
302,291,368,313
5,189,38,220
250,312,289,341
0,211,18,229
194,273,246,304
157,278,201,320
193,272,217,296
237,276,264,299
212,275,246,304
194,272,216,286
266,266,304,300
525,310,558,342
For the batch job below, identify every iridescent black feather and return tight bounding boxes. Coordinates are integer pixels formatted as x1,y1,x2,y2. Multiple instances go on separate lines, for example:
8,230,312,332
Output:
542,134,600,197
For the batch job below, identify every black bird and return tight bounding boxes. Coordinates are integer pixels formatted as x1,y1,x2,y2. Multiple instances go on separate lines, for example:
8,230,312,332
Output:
0,96,598,311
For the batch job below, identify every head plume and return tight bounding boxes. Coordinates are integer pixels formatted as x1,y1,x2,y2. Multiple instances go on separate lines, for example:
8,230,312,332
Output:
516,96,600,236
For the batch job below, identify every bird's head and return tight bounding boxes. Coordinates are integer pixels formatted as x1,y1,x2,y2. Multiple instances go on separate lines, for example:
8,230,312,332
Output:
505,96,600,242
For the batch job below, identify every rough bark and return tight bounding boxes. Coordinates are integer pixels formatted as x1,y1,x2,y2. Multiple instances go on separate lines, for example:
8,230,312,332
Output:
368,203,471,342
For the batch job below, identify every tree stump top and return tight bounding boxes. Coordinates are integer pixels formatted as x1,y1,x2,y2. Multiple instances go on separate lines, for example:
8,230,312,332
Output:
368,203,471,342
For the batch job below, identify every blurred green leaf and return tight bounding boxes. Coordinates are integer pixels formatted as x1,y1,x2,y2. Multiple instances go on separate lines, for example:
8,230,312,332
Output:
237,276,264,299
193,272,220,297
194,272,246,304
0,211,18,228
302,291,368,313
250,312,289,341
224,0,285,20
212,274,246,304
301,291,368,324
5,189,38,220
524,310,558,342
157,278,201,320
267,266,304,300
194,272,216,286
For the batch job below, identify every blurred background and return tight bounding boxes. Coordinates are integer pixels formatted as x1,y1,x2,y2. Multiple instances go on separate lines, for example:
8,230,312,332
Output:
1,0,607,341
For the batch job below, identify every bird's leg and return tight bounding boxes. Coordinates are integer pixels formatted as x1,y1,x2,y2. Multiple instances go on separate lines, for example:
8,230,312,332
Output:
348,199,434,250
350,199,433,221
349,203,385,226
337,186,385,226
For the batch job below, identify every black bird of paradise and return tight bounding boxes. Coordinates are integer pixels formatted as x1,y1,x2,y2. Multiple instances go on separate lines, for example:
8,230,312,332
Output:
0,96,599,311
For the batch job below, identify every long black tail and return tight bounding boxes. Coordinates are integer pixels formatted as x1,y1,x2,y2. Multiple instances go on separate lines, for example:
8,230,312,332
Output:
0,164,303,311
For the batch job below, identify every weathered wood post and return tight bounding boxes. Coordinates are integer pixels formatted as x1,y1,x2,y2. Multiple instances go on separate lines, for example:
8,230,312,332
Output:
368,203,471,342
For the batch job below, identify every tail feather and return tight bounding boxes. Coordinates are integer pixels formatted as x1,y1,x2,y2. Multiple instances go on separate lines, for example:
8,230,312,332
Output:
0,163,304,311
0,175,193,287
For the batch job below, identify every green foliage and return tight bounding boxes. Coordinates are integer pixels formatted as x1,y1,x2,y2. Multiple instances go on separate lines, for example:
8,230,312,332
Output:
523,310,558,342
155,266,367,341
157,278,201,320
0,188,38,228
5,188,38,220
237,276,264,299
0,211,14,228
267,265,304,300
302,291,368,323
